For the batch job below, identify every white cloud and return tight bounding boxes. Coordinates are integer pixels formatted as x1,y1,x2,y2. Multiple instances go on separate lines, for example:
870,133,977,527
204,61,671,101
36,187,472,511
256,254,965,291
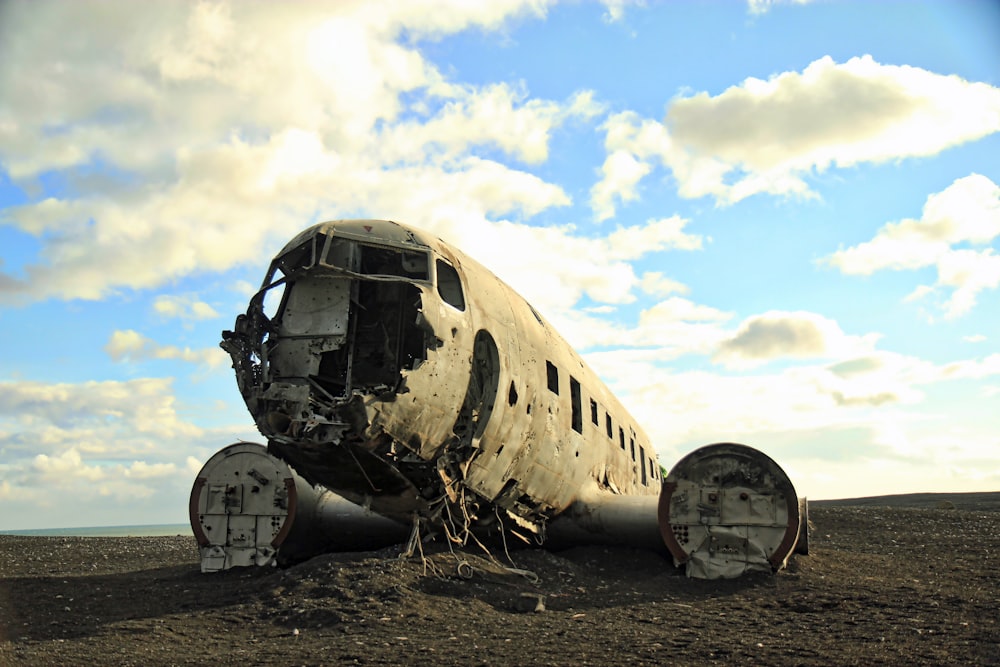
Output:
596,343,1000,499
378,83,592,165
0,377,203,442
826,174,1000,318
591,151,652,221
562,295,732,357
124,460,178,480
231,280,257,298
747,0,816,15
574,301,1000,496
606,216,704,257
153,294,220,322
186,456,207,477
590,112,672,220
33,448,105,482
590,57,1000,211
640,272,689,298
599,0,644,22
105,330,229,369
404,216,708,345
713,311,880,369
22,448,178,506
668,57,1000,195
0,1,577,304
0,375,260,526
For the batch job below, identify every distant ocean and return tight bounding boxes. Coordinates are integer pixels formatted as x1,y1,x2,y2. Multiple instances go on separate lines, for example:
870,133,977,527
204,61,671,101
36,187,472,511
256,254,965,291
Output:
0,524,193,537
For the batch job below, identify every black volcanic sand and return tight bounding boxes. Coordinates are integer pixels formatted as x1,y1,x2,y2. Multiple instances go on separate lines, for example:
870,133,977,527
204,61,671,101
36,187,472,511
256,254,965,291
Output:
2,496,999,666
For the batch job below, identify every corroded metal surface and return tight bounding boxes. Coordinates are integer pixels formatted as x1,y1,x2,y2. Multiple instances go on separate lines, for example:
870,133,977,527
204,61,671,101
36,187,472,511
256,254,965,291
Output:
189,442,408,572
220,220,660,542
207,219,804,578
658,443,802,578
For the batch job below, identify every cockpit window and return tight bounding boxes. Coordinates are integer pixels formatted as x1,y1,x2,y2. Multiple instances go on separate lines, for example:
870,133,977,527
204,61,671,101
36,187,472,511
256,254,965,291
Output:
436,259,465,311
276,237,318,276
320,237,429,280
261,281,287,321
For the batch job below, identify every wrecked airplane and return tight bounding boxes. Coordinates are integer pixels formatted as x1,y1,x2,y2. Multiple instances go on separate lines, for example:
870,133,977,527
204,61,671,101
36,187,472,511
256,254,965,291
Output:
191,219,807,579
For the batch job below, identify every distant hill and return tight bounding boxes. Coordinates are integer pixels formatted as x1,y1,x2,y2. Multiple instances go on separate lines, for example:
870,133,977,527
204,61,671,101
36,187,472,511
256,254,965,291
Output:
812,491,1000,512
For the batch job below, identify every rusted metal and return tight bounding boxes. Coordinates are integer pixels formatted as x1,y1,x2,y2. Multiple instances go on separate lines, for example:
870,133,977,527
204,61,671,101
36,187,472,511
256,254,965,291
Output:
658,443,802,578
546,494,666,553
219,220,660,539
189,442,408,572
200,219,806,579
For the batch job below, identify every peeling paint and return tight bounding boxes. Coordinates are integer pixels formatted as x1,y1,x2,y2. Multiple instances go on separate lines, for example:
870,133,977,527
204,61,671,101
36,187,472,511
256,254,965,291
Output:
209,220,805,579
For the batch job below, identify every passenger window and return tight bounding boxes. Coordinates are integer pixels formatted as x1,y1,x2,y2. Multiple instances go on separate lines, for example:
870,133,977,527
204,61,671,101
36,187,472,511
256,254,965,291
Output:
436,259,465,311
546,361,559,394
570,377,582,434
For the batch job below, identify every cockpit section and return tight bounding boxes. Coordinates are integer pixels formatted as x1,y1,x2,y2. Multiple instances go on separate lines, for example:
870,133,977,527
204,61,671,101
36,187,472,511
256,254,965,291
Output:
221,223,456,442
218,221,477,517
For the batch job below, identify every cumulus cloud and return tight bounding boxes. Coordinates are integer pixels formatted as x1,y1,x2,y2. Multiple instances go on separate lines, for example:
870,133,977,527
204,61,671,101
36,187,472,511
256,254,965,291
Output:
0,0,585,304
420,216,706,338
378,83,597,165
825,174,1000,318
560,295,732,360
153,294,220,322
589,339,1000,497
640,272,689,298
599,0,644,22
590,56,1000,212
591,112,672,221
123,460,179,480
577,308,998,463
105,330,229,368
0,377,203,440
0,375,260,525
33,448,105,482
713,311,880,369
23,447,178,506
591,150,652,221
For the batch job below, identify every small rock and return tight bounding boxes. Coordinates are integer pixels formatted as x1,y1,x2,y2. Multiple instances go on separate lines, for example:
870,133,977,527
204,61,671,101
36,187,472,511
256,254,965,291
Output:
515,593,545,613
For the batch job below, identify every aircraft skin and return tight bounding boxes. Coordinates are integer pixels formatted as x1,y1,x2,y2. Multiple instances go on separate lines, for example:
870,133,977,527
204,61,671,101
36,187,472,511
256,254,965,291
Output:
222,219,658,531
203,219,804,577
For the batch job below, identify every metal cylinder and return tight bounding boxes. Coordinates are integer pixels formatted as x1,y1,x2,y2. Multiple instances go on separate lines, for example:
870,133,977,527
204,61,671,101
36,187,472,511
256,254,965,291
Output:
546,493,665,553
189,442,409,572
658,442,803,579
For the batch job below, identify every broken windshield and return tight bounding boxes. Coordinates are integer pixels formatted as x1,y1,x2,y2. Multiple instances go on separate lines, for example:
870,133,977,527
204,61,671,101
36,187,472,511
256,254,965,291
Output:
319,237,429,280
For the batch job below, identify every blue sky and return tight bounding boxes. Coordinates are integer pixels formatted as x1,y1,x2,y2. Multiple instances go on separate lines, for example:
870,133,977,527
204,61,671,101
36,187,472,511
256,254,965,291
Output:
1,0,998,529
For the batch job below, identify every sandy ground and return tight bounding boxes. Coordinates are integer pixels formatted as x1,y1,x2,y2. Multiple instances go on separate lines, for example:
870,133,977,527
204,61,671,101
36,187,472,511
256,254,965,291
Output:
1,495,998,666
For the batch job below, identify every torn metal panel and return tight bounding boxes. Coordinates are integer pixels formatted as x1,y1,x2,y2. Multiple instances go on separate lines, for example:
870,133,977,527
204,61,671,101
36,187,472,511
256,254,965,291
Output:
189,442,296,572
658,442,802,578
189,443,409,572
209,219,805,579
221,220,660,535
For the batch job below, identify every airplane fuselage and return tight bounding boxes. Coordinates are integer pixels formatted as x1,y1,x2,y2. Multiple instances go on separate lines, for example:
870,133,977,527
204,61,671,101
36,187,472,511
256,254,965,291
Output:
222,219,659,539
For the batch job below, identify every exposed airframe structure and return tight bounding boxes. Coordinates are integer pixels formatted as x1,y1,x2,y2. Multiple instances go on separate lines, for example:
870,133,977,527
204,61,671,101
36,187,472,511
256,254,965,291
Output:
191,220,807,579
